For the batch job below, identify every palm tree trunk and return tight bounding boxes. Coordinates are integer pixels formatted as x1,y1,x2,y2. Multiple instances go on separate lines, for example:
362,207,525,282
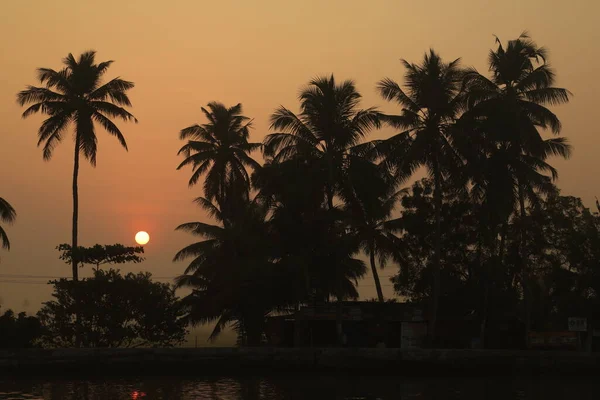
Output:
324,154,343,346
72,136,81,348
518,185,531,348
72,136,80,282
370,240,384,302
480,224,499,349
499,220,508,265
429,158,442,346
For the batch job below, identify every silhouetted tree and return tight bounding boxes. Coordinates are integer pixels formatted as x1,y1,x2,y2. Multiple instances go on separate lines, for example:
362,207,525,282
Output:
253,160,365,306
264,75,380,344
346,188,405,302
57,243,144,271
378,50,465,342
0,308,43,348
461,32,571,343
17,51,137,281
0,197,16,253
177,102,261,223
174,197,292,346
38,269,186,348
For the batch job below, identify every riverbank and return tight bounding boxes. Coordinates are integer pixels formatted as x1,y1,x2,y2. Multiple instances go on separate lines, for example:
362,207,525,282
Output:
1,348,599,377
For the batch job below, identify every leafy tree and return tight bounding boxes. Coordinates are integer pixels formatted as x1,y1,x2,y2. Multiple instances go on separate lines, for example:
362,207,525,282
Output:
390,179,479,306
177,102,261,222
0,197,16,253
517,194,600,331
17,51,137,281
0,308,43,348
378,50,465,341
56,243,144,271
37,269,187,348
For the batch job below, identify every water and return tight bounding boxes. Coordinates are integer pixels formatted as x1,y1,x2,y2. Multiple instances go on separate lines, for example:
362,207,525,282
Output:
0,376,598,399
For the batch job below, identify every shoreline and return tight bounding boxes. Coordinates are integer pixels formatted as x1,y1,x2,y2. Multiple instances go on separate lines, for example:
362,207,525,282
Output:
1,348,600,377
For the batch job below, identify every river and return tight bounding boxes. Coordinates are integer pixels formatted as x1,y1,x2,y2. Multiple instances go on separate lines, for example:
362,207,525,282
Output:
0,375,598,399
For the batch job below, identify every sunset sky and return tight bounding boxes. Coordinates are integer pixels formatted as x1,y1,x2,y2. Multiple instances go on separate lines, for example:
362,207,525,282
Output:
0,0,598,343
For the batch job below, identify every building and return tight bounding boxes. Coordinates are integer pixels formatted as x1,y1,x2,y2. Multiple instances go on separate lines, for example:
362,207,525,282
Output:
265,301,428,348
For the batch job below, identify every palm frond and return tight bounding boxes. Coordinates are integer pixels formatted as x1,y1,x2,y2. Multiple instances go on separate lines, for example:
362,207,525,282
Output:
92,112,128,150
88,78,135,105
17,86,67,107
377,78,419,111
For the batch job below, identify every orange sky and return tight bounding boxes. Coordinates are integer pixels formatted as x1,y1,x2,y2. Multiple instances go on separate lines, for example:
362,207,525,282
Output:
1,0,598,342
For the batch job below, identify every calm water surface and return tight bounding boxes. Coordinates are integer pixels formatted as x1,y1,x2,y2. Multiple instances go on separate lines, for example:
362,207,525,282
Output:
0,376,598,399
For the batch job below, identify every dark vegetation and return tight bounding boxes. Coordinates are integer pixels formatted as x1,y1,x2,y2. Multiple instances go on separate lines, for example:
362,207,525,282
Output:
4,32,598,348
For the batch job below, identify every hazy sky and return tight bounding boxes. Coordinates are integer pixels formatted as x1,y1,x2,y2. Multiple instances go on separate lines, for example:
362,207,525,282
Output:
0,0,598,341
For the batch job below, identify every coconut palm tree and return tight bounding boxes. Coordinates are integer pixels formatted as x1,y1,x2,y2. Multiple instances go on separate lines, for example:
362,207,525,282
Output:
344,168,405,302
0,197,16,252
263,75,382,211
174,197,290,346
377,50,465,342
263,75,380,344
461,33,571,343
177,102,261,223
17,51,137,281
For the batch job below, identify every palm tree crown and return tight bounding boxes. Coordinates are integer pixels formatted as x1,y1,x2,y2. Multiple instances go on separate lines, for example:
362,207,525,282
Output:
264,75,382,209
177,102,261,210
0,197,16,251
17,51,137,163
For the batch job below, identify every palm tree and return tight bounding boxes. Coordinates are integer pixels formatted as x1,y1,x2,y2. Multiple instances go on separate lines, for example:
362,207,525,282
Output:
174,197,290,346
17,51,136,281
461,33,571,343
177,102,261,223
264,75,382,211
0,197,16,253
345,177,405,302
377,50,465,342
263,75,380,344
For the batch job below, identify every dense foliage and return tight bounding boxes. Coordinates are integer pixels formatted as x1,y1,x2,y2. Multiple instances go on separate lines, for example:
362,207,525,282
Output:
173,33,589,347
5,33,592,349
57,243,145,270
0,308,43,348
37,269,187,348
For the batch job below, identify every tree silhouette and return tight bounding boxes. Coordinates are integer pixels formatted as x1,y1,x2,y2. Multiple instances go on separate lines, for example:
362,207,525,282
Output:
346,186,405,302
57,243,145,271
0,197,16,253
177,102,261,223
174,197,290,345
377,50,465,342
461,33,571,344
17,51,137,281
264,75,380,344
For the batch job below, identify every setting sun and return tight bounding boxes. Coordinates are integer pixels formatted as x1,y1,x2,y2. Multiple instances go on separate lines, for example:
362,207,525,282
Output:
135,231,150,245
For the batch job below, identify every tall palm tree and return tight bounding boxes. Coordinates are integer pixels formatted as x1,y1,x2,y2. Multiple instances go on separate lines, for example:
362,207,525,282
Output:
0,197,16,253
263,75,380,344
377,50,465,342
177,102,261,223
461,33,571,343
17,51,136,281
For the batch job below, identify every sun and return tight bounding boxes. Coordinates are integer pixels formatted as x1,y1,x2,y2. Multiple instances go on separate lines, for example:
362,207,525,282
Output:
135,231,150,245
